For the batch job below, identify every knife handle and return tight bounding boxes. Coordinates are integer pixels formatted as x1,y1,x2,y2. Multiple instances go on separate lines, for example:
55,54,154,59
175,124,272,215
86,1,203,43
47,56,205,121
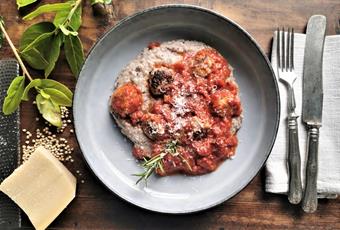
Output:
287,115,302,204
302,126,319,213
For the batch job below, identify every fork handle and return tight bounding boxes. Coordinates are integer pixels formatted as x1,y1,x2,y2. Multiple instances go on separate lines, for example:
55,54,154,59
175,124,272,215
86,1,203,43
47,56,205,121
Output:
302,126,319,213
288,84,296,111
287,115,302,204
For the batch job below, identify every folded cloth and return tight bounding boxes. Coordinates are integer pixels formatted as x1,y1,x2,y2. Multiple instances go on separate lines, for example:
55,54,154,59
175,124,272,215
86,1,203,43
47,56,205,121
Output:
265,32,340,198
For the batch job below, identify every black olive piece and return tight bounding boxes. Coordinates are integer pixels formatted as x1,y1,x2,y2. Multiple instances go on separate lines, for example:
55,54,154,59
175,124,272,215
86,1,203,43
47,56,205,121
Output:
193,129,208,141
148,70,173,96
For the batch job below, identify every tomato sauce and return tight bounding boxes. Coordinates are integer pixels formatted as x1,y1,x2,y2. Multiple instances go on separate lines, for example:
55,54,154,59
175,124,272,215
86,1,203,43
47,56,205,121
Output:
111,48,242,176
148,41,161,49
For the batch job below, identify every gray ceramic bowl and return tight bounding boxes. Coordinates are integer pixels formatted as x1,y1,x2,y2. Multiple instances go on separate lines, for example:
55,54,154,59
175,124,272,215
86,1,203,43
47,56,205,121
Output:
74,5,280,213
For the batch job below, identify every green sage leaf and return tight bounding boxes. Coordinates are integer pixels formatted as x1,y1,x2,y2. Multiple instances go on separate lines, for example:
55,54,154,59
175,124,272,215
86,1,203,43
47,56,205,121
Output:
43,88,72,106
22,79,40,100
19,22,56,70
44,33,63,77
39,79,73,100
54,1,82,31
22,79,72,102
2,76,25,115
59,24,78,36
23,3,73,20
19,22,55,49
36,94,62,127
21,31,54,54
64,35,84,77
40,89,51,99
20,34,53,70
16,0,37,9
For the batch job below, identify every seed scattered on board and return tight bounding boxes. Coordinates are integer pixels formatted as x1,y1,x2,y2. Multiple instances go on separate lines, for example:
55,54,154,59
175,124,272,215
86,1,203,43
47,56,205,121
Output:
21,107,74,163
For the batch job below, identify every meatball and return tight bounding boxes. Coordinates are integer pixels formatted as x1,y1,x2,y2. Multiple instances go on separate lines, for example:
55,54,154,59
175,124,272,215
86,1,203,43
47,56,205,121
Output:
142,114,167,140
192,50,214,78
214,135,238,159
192,138,212,156
148,69,173,96
210,89,235,117
111,83,142,118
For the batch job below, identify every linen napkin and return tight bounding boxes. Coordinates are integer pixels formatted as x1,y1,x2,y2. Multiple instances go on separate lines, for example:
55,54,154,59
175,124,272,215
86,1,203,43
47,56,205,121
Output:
265,32,340,198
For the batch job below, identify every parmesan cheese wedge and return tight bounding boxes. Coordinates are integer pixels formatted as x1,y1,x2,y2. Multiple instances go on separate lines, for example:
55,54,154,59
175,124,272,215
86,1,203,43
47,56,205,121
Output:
0,146,76,230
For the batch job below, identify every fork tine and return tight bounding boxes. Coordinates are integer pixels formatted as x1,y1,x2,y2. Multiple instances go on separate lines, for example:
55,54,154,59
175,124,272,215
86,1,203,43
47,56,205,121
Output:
286,28,290,71
291,28,294,70
281,27,285,70
277,28,280,69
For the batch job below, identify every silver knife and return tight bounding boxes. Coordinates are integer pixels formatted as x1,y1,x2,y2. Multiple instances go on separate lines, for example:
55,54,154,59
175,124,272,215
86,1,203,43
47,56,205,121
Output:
301,15,326,213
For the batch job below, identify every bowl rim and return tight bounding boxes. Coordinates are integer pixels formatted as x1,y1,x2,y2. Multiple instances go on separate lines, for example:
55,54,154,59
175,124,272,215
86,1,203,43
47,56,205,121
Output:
73,4,280,214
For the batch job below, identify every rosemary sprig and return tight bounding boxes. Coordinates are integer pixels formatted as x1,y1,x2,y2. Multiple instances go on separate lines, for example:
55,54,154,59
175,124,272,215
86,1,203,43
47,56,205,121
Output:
133,154,165,185
165,140,178,155
133,140,192,184
165,140,192,171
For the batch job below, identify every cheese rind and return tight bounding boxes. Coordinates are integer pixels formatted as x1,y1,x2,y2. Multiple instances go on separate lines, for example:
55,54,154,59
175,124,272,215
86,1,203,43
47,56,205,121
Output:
0,146,76,230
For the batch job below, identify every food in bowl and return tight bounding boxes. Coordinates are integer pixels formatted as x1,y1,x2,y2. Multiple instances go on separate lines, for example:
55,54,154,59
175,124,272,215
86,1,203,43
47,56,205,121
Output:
110,40,242,183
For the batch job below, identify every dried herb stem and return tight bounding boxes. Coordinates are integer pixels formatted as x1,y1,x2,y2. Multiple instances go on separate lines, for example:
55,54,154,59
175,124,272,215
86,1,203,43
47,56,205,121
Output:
0,22,33,81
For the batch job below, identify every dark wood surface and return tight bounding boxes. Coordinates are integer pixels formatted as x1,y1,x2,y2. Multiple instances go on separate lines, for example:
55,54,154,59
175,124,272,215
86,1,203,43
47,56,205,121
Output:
1,0,340,229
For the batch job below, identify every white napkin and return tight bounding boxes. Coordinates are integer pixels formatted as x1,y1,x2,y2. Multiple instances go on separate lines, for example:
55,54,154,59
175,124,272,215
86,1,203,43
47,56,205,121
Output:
265,32,340,198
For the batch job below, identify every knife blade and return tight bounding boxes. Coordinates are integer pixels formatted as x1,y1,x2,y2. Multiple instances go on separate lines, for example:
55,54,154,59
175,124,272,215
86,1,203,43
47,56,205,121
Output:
301,15,326,213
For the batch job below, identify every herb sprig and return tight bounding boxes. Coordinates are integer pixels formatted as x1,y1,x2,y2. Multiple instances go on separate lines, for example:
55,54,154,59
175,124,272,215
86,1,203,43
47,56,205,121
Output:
0,0,86,126
134,154,165,185
134,140,192,184
0,17,4,49
0,18,72,127
19,0,84,78
16,0,38,9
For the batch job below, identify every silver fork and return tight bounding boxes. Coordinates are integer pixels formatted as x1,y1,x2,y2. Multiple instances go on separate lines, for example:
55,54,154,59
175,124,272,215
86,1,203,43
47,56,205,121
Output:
277,28,303,204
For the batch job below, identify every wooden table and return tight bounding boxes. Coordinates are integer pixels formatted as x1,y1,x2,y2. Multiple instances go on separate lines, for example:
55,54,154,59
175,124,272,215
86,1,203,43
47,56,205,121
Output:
1,0,340,229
